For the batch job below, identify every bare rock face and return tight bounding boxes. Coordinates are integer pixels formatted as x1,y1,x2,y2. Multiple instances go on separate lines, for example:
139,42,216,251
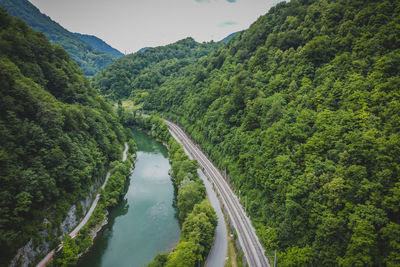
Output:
81,192,94,215
10,239,35,267
10,238,51,267
10,206,79,267
10,218,52,267
60,205,77,238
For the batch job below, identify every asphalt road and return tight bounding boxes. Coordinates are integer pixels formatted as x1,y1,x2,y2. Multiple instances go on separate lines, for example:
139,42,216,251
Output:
166,121,270,267
199,169,228,267
122,142,128,162
169,129,228,267
36,143,129,267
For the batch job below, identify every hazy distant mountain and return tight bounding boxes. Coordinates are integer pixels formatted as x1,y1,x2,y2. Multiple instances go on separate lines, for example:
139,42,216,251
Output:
74,33,124,58
220,31,240,43
137,47,150,53
0,0,118,75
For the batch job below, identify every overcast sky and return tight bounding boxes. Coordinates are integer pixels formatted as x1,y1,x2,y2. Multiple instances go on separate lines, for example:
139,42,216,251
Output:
28,0,283,54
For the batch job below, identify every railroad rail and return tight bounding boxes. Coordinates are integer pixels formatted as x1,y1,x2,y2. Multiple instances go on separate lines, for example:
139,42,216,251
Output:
166,120,269,267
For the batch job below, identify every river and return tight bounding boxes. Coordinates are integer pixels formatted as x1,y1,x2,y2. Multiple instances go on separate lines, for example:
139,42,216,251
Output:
78,130,180,267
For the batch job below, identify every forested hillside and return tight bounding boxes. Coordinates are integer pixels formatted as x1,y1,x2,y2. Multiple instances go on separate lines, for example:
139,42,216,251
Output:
0,0,119,76
91,37,223,100
0,7,126,265
95,0,400,265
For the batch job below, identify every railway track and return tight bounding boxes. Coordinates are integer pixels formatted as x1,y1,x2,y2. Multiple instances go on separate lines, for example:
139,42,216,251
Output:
166,120,269,267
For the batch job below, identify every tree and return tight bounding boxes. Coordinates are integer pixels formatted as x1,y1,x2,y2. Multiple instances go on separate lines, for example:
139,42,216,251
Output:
148,253,168,267
57,235,78,267
182,212,215,257
279,246,312,267
339,220,377,266
177,182,205,222
302,35,334,65
166,241,199,267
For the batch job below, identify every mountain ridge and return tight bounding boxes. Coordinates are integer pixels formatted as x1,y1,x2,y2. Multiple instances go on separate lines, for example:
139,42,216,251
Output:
92,37,223,100
219,31,240,43
0,0,119,76
0,6,127,265
74,32,124,58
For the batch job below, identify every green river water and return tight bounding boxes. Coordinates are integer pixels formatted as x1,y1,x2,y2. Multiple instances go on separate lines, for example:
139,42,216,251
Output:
78,130,180,267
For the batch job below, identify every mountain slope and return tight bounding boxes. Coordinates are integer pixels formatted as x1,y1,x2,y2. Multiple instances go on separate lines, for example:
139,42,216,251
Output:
97,0,400,265
92,37,223,100
74,32,124,58
0,7,126,265
220,31,240,43
0,0,118,76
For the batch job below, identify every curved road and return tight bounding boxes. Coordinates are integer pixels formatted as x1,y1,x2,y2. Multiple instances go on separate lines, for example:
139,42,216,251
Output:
166,121,269,267
199,169,228,267
37,143,129,267
169,129,228,267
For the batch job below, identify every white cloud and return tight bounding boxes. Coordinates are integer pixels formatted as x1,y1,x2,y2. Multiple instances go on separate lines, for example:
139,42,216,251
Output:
218,21,238,27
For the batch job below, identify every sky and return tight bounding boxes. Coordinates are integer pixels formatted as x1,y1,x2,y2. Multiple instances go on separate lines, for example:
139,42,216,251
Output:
28,0,283,54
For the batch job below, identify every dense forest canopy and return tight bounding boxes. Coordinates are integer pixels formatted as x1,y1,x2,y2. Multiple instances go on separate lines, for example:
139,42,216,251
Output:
95,0,400,265
91,37,223,100
0,7,126,265
0,0,121,76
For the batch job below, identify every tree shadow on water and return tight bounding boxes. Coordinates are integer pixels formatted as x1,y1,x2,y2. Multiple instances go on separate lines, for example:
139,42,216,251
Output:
77,196,130,267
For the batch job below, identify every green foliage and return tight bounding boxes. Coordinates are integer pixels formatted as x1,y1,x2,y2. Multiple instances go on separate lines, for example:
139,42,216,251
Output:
165,241,198,267
278,246,312,267
91,37,222,100
75,228,92,254
0,0,120,76
177,181,205,222
56,236,78,267
56,144,135,265
129,116,216,267
98,0,400,265
182,201,217,258
128,139,137,155
0,7,126,264
147,254,168,267
103,159,133,208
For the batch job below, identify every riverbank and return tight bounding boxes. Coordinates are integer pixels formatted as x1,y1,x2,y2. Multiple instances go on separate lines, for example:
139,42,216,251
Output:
126,116,217,267
77,129,180,267
37,142,135,266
